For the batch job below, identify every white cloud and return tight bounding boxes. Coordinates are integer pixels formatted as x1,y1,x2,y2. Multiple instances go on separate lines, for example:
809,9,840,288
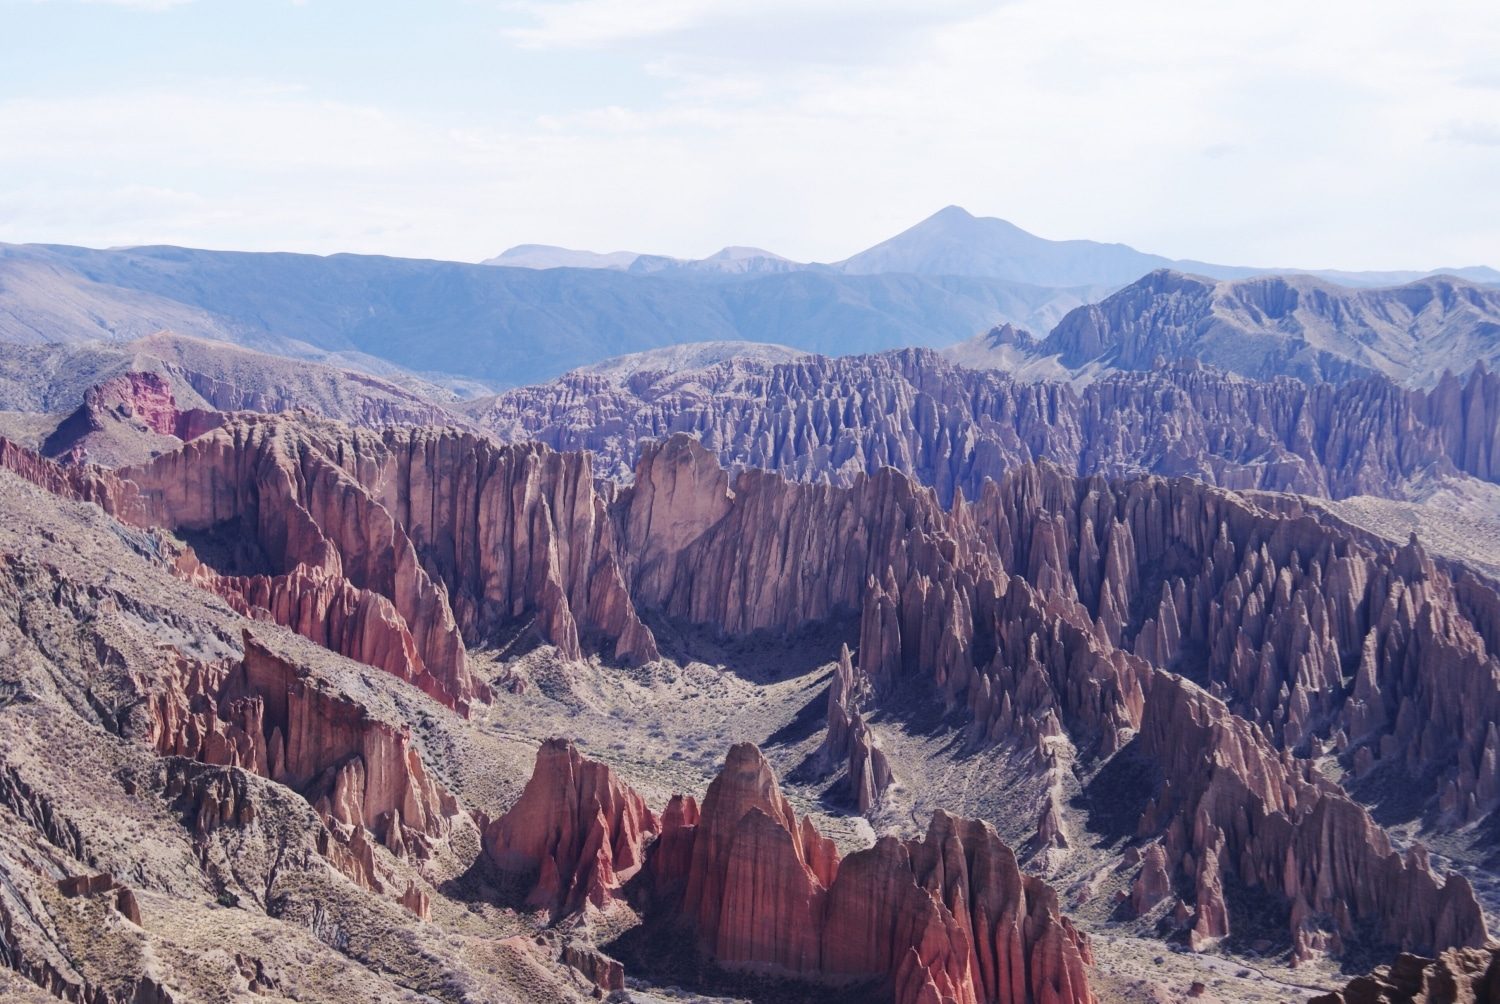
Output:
1,0,1498,270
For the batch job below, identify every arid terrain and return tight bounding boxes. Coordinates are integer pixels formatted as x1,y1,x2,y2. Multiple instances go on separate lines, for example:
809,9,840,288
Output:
0,327,1497,1004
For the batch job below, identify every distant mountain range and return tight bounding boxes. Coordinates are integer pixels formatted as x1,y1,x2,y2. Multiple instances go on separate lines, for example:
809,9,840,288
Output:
486,205,1500,289
0,241,1099,387
2,207,1495,390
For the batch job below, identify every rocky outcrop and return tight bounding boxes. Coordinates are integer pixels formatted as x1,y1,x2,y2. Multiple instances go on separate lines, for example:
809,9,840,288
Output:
661,745,1093,1004
364,425,656,664
963,463,1500,827
121,416,658,710
13,406,1499,973
816,645,894,813
178,557,431,698
1032,270,1500,388
675,743,839,972
121,417,485,713
0,438,149,525
611,440,1495,961
820,811,1095,1004
1310,944,1500,1004
561,941,626,994
476,347,1500,507
56,874,142,927
147,632,463,889
502,740,1093,1004
484,738,658,918
1136,673,1486,960
36,371,223,468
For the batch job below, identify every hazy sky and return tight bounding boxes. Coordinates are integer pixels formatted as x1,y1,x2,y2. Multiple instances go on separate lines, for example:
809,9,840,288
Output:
2,0,1498,270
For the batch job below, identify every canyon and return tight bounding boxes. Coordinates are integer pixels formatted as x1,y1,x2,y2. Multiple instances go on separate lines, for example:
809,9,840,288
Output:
1,381,1496,1001
0,307,1498,1003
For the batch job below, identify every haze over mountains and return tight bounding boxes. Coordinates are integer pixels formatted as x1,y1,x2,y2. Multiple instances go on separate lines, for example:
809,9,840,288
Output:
488,205,1500,289
3,207,1496,392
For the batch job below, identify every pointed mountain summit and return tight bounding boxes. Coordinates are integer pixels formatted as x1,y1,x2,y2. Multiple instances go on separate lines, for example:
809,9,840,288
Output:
836,205,1235,287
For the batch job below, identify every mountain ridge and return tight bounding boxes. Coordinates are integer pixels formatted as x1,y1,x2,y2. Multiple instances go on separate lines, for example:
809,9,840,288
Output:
484,205,1500,289
953,267,1500,387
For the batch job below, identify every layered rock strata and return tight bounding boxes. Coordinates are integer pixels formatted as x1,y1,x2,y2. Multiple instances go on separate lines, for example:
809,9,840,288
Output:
40,370,223,464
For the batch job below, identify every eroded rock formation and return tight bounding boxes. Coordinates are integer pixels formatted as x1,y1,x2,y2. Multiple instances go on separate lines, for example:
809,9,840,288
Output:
506,740,1094,1004
121,417,485,713
147,631,463,890
1310,944,1500,1004
477,348,1500,506
0,437,149,525
9,408,1499,977
119,416,660,712
484,737,658,918
1136,673,1485,959
816,644,894,813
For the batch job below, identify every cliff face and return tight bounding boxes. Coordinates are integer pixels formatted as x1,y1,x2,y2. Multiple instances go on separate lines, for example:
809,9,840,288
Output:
120,417,486,714
0,437,149,525
9,413,1498,973
502,740,1094,1004
608,438,1493,959
964,464,1500,826
475,348,1500,506
113,416,666,716
484,737,658,918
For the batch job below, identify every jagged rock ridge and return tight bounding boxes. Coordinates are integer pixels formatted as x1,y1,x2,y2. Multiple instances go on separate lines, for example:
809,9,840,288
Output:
493,739,1095,1004
6,416,1497,977
994,269,1500,388
475,348,1500,507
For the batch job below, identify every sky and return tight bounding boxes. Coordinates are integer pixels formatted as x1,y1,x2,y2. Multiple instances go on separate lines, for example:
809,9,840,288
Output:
1,0,1498,270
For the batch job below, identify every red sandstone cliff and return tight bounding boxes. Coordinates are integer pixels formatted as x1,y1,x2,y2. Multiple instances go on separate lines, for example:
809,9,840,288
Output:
500,740,1094,1004
484,737,658,918
121,418,485,713
8,415,1498,969
0,437,149,525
